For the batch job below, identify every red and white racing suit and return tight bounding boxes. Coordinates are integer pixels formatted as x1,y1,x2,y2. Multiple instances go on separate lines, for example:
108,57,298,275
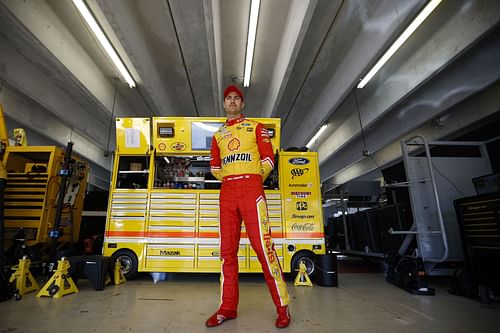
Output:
210,115,289,312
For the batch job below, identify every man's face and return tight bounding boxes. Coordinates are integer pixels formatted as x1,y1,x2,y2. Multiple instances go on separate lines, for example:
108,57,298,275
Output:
223,92,244,118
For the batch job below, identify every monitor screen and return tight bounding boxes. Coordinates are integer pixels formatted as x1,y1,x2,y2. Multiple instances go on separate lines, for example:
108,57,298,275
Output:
158,126,174,137
191,122,223,150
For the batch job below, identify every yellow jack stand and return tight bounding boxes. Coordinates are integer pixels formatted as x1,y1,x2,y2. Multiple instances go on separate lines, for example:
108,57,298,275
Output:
9,256,40,296
113,259,126,285
105,259,127,286
37,258,79,299
294,261,313,287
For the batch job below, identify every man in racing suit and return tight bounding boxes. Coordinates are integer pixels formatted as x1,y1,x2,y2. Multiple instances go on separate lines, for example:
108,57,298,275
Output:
205,85,291,328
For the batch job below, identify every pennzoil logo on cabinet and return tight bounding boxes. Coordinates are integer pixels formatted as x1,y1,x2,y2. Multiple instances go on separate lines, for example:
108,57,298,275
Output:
288,157,310,165
171,142,186,151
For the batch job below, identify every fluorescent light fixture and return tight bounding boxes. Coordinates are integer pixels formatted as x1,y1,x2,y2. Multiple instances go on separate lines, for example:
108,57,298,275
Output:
72,0,136,88
357,0,442,89
306,124,328,149
243,0,261,87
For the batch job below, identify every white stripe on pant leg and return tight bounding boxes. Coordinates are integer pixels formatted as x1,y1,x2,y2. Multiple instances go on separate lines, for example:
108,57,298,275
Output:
219,258,225,308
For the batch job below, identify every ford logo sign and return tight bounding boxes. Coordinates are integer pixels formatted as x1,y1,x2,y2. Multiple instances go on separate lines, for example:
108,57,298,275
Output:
289,157,310,165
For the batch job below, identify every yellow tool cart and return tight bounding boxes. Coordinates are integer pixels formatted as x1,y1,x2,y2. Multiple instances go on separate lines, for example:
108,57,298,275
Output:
103,117,325,279
0,106,89,266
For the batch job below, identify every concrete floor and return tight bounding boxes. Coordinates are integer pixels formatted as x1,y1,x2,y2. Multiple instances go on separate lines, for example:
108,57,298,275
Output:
1,271,499,333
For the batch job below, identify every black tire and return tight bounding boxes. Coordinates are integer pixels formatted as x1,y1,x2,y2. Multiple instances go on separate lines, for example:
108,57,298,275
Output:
112,250,139,280
291,251,316,279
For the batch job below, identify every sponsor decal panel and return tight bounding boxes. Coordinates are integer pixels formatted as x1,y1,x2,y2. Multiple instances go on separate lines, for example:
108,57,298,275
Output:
171,142,186,151
290,168,309,179
291,214,315,219
291,223,315,231
288,183,312,188
288,157,310,165
296,202,308,210
291,191,312,198
160,250,181,256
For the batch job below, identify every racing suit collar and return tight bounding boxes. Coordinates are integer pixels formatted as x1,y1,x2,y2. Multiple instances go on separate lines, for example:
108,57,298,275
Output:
226,114,245,126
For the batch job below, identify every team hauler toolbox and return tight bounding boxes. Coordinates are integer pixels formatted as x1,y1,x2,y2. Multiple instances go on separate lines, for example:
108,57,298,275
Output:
103,117,325,279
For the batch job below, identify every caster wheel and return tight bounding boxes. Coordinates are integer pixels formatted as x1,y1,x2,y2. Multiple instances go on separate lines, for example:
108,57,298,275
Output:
48,284,60,296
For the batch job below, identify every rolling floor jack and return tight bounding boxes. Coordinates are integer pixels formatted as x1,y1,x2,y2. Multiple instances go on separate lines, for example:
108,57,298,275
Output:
9,256,39,300
294,261,313,287
37,257,79,299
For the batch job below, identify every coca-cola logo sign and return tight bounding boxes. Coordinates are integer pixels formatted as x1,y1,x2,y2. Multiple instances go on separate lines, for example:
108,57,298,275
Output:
291,223,314,231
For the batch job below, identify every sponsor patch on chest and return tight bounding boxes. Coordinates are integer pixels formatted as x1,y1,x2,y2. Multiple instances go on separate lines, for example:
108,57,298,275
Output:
222,153,252,165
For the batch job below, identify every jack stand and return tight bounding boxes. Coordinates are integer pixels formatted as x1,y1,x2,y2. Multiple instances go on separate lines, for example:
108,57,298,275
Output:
37,257,79,299
9,256,39,298
105,259,127,286
113,259,126,285
294,261,313,287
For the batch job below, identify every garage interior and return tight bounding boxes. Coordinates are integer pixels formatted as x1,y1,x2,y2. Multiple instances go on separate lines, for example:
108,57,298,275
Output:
1,0,500,332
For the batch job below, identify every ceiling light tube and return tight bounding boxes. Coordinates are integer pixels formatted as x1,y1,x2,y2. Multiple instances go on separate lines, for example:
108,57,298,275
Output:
72,0,136,88
243,0,261,87
306,124,328,149
357,0,442,89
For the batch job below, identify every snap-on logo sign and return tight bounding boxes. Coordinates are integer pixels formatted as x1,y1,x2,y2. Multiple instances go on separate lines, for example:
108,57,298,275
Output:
289,157,310,165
